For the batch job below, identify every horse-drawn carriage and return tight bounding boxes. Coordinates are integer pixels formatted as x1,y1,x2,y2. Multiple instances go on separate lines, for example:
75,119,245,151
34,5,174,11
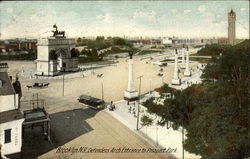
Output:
26,83,50,89
158,73,163,76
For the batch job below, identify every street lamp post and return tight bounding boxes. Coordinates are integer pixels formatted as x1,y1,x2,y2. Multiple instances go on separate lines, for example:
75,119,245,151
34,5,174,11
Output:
150,79,152,95
182,90,185,159
101,82,104,101
156,116,159,146
182,124,185,159
62,75,65,96
136,75,143,130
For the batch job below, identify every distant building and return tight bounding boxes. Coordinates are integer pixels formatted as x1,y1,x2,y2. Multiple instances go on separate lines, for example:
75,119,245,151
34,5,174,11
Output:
150,39,162,45
218,38,228,44
140,40,151,45
0,42,18,53
162,37,172,45
36,25,79,76
0,72,24,158
0,39,37,53
228,9,236,45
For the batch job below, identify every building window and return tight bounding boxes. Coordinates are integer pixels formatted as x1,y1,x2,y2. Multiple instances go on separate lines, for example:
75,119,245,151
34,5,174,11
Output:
4,129,11,143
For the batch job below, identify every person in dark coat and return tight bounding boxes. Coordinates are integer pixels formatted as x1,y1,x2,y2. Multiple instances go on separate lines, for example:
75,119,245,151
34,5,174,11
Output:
12,76,22,109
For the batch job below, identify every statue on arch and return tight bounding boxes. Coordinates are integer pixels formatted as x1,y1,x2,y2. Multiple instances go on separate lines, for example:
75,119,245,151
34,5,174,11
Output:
52,24,65,37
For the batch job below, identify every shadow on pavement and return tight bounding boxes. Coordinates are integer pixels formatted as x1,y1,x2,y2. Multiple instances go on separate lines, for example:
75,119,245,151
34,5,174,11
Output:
21,108,97,159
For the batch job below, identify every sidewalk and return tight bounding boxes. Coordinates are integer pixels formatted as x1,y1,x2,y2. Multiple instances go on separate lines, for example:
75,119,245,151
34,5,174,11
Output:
106,99,200,159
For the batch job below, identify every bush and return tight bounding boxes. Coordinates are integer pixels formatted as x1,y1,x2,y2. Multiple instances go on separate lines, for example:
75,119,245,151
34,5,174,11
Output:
78,56,102,63
197,44,230,56
0,51,37,61
138,50,159,55
141,115,153,127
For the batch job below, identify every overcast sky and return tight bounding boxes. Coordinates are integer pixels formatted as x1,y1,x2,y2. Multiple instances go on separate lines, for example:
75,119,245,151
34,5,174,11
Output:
0,1,249,39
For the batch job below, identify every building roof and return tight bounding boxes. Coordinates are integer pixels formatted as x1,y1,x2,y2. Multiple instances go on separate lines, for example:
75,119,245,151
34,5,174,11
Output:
24,109,48,122
0,109,24,124
0,72,16,96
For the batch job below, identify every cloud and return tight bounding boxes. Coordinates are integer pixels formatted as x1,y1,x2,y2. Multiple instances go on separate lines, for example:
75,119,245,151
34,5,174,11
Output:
211,14,223,24
0,1,249,39
6,7,13,13
96,13,113,23
183,9,191,15
171,9,178,14
198,5,206,13
240,8,246,11
133,9,157,22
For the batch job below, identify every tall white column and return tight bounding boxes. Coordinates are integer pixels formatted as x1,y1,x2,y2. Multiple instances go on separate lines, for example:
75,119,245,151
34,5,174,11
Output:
181,46,186,68
171,49,181,85
127,58,136,92
184,47,191,76
124,54,138,101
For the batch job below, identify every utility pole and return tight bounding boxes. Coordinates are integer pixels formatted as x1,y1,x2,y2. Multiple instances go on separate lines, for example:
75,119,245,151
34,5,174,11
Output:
32,93,35,109
181,88,185,159
136,75,143,130
37,93,39,108
150,79,152,95
101,82,104,101
182,121,185,159
156,116,158,146
62,75,65,96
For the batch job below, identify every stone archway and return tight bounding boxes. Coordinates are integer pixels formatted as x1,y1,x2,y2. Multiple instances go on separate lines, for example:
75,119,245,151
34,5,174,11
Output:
55,48,67,72
49,49,57,60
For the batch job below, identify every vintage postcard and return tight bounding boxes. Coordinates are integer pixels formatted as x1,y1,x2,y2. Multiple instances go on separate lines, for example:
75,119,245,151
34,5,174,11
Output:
0,1,249,159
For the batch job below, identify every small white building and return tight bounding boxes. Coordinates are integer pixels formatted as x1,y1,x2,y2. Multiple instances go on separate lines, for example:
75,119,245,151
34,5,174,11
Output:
162,37,172,45
36,25,79,76
0,72,24,158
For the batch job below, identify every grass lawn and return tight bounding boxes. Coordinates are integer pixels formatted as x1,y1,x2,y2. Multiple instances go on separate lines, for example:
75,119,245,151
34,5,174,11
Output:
137,50,162,55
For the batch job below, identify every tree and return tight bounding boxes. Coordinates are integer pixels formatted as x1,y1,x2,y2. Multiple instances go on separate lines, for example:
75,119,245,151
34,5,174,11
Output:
91,48,98,57
77,37,82,44
141,115,153,127
184,41,248,159
197,44,230,56
112,37,126,45
96,36,104,42
70,48,79,58
141,115,153,135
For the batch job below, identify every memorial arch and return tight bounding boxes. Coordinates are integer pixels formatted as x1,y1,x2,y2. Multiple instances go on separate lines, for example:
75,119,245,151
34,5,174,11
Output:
35,25,79,76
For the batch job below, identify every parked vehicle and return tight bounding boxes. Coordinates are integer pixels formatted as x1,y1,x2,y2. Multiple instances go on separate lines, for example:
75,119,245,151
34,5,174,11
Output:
78,95,105,110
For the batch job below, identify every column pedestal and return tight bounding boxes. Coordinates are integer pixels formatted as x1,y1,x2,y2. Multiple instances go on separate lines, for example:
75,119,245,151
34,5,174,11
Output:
184,71,191,76
124,91,139,101
171,78,181,85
